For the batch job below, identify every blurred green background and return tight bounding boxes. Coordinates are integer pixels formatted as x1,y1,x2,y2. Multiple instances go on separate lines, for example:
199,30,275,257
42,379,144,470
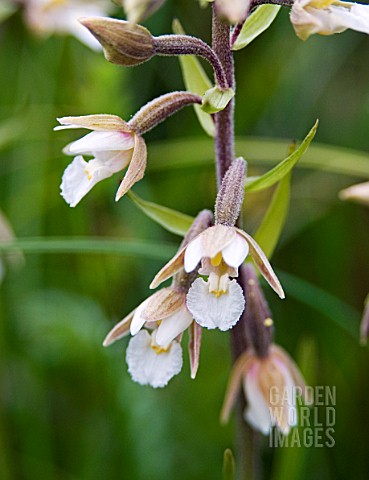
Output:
0,1,369,479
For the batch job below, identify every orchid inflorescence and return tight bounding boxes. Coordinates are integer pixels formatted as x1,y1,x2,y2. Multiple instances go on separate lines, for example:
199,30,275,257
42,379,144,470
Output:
51,0,369,438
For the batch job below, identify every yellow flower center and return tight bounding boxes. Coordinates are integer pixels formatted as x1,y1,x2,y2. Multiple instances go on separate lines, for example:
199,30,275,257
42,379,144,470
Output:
151,344,171,354
211,252,223,267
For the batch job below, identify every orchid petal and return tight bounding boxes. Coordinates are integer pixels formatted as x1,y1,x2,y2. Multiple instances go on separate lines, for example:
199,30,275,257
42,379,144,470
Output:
222,233,249,268
60,155,114,207
184,235,203,272
103,309,136,347
244,365,272,435
156,306,193,346
55,114,131,132
126,330,183,388
186,278,245,331
115,135,147,201
130,297,151,336
64,131,134,155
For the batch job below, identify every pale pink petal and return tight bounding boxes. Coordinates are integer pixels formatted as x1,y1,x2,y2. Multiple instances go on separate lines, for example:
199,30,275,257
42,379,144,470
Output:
188,321,202,380
126,330,183,388
244,367,272,435
103,310,135,347
55,114,131,132
184,235,204,273
64,130,134,155
115,135,147,201
222,233,249,268
155,306,193,347
186,278,245,331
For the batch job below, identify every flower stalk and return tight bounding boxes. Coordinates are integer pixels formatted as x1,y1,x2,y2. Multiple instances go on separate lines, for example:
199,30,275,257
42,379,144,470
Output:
153,35,229,90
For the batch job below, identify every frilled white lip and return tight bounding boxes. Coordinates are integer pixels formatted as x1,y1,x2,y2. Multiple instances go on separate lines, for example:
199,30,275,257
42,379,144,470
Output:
186,277,245,331
184,229,249,272
60,150,132,207
126,330,183,388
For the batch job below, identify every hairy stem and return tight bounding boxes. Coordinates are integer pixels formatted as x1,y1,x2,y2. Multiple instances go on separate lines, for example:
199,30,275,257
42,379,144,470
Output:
154,35,228,89
212,6,259,480
212,7,235,188
251,0,294,7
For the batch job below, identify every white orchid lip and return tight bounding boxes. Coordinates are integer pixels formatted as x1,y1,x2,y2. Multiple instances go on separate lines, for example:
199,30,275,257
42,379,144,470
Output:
126,330,183,388
186,277,245,331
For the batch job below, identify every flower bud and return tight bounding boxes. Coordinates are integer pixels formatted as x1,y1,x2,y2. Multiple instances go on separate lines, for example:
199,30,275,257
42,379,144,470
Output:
80,17,155,66
241,263,274,357
215,157,247,226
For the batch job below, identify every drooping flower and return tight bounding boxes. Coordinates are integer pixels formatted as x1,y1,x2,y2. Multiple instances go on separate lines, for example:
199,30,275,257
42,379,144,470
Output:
290,0,369,40
21,0,112,49
103,286,195,387
150,224,284,332
221,345,312,435
55,114,146,207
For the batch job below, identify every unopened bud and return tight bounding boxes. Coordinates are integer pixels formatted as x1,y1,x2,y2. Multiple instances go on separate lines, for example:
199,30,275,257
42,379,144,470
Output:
215,157,247,226
80,17,155,66
123,0,166,24
241,264,274,357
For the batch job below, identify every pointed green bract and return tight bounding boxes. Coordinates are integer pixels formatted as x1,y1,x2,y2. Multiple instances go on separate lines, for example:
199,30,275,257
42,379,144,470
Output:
232,5,281,51
128,190,194,236
223,449,235,480
253,172,291,260
201,86,234,114
173,19,215,137
245,120,318,192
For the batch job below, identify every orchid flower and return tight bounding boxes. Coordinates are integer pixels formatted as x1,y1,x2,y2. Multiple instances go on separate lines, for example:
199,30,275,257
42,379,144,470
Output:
221,345,313,435
22,0,112,49
291,0,369,40
55,114,146,207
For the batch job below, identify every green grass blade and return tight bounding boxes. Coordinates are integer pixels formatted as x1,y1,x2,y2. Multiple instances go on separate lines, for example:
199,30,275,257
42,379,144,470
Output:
0,237,177,260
